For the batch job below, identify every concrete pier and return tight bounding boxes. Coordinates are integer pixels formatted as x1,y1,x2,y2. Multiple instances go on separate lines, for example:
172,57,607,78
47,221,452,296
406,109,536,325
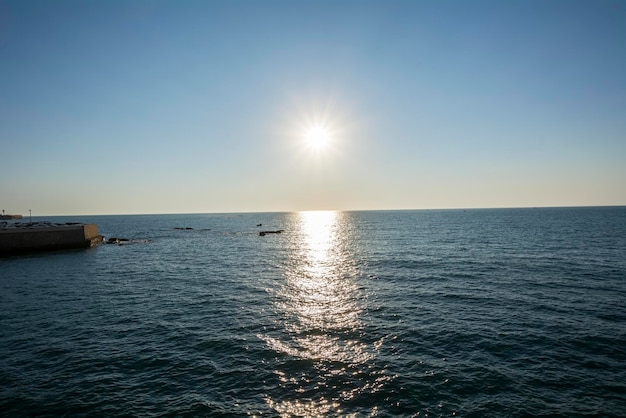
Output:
0,214,23,220
0,223,104,255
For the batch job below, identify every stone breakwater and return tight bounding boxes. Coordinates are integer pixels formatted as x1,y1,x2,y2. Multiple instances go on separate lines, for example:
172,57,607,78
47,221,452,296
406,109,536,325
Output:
0,222,104,255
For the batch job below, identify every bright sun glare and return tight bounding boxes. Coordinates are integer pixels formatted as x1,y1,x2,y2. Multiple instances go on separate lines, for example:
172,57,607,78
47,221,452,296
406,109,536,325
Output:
304,126,331,150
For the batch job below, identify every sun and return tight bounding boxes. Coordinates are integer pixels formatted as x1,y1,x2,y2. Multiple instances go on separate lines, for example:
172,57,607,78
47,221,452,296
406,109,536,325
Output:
304,125,332,150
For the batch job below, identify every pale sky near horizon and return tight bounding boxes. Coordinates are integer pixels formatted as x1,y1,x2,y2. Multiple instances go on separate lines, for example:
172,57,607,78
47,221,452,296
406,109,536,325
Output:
1,0,625,215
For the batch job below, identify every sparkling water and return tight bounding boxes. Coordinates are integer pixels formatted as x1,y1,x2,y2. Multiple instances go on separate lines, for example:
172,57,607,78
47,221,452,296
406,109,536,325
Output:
1,207,625,416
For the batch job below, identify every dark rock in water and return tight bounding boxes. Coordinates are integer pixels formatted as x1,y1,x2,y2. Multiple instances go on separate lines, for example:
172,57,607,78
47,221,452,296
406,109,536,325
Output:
107,237,130,244
259,230,284,236
257,224,262,227
106,237,148,245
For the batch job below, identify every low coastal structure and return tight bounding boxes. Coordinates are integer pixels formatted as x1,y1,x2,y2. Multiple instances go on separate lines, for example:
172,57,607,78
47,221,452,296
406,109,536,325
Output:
0,222,104,255
0,212,22,220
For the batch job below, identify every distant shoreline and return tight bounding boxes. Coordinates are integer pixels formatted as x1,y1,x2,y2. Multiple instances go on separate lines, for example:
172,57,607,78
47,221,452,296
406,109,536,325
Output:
18,205,626,218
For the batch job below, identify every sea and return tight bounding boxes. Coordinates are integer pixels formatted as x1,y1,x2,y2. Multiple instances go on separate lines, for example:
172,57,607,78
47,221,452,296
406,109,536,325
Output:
1,207,625,417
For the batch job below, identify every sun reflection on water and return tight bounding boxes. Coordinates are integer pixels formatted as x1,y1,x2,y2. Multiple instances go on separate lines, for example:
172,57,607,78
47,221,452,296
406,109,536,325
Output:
281,211,364,350
262,211,387,416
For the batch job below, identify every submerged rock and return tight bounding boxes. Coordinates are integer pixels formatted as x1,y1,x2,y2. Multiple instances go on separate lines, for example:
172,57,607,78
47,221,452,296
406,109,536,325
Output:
106,237,129,243
259,230,284,236
106,237,148,245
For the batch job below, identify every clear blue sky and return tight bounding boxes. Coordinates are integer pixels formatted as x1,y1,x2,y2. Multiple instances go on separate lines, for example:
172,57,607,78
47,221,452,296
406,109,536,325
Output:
1,0,625,215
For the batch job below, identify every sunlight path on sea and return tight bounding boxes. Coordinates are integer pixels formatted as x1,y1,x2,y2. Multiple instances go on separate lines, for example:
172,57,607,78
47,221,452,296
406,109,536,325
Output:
260,211,385,416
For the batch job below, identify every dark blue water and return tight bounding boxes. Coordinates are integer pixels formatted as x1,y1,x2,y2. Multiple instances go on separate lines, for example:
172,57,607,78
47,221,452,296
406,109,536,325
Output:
1,207,625,417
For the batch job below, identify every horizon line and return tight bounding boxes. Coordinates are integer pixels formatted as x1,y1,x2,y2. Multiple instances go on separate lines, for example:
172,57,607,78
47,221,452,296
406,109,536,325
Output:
15,204,626,218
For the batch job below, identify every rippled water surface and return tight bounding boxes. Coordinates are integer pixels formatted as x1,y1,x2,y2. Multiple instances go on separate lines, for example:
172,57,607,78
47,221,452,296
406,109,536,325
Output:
1,207,625,417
